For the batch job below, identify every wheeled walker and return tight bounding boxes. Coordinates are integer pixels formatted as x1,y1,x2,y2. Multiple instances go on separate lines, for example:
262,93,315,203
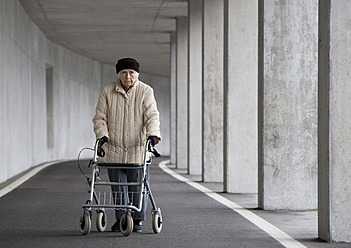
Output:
78,138,162,236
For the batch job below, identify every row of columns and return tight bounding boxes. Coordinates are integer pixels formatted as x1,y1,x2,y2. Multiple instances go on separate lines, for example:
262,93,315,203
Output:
170,0,351,243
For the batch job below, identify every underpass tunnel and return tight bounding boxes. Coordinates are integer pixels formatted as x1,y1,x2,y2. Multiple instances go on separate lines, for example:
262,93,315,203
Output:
1,0,351,243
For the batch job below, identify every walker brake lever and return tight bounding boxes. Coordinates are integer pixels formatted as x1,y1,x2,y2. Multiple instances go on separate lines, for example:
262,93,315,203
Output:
150,144,161,157
147,138,161,157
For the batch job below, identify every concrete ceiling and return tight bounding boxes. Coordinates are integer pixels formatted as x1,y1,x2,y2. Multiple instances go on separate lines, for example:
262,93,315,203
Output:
19,0,188,77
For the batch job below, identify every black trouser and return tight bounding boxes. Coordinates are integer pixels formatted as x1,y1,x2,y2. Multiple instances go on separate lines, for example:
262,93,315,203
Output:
108,167,149,221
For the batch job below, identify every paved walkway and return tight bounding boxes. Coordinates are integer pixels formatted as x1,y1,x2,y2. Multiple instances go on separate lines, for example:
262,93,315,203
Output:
0,159,349,248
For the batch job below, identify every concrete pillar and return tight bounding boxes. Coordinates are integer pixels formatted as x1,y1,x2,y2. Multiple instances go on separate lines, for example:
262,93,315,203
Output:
188,0,203,175
202,0,224,182
258,0,318,209
176,17,188,170
319,0,351,243
170,32,177,164
223,0,258,193
0,7,7,182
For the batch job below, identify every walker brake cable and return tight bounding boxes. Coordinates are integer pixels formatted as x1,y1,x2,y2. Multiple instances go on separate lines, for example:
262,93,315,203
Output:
77,147,94,179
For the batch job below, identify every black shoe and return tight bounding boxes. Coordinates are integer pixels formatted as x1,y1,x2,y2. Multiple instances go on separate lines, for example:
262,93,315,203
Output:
133,221,142,233
111,219,120,232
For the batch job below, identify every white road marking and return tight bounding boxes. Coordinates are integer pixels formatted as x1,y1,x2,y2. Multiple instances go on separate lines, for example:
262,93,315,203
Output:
159,160,307,248
0,161,63,198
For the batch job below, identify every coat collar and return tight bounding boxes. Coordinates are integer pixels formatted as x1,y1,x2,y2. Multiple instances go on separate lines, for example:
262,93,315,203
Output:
115,79,139,95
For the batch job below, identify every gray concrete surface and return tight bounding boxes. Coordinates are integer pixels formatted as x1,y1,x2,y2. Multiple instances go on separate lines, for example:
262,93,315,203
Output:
176,17,188,171
187,0,203,176
169,31,177,165
18,0,187,77
318,0,351,242
1,159,350,248
258,0,318,210
0,0,103,183
223,0,258,193
202,0,224,183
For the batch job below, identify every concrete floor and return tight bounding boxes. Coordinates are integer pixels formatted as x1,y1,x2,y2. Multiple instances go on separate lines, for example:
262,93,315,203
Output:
0,159,350,248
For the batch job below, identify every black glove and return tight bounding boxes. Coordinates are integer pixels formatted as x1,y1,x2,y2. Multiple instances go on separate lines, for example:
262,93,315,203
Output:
148,136,161,157
148,136,160,146
97,136,108,157
99,136,109,146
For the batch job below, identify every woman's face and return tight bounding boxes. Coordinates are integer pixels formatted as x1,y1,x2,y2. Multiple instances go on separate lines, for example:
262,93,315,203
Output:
119,69,138,90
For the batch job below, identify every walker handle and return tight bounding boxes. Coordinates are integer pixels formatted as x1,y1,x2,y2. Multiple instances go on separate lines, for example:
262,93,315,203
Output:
96,138,106,157
148,138,161,157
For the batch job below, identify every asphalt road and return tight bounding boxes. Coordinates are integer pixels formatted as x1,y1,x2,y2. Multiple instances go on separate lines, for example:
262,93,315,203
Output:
0,159,287,248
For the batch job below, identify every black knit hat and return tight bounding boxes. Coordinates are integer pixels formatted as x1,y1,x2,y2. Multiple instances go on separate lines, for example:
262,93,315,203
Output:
116,58,140,74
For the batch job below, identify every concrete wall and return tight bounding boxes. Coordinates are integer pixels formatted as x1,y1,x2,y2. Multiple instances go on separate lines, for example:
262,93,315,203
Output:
0,1,104,184
0,0,171,184
101,63,117,86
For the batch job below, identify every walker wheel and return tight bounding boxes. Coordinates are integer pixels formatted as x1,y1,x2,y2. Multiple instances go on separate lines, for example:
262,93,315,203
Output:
96,211,107,232
152,209,163,233
79,212,91,235
120,213,133,236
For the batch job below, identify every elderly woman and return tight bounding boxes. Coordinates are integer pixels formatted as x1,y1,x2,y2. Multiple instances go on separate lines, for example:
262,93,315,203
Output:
92,57,161,233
